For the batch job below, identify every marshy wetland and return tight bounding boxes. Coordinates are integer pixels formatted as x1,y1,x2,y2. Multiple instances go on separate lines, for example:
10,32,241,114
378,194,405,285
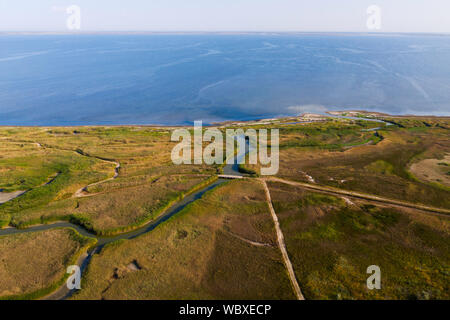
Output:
0,113,449,300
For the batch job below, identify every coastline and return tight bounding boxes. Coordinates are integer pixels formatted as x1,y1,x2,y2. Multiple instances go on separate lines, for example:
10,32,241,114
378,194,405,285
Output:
0,110,448,129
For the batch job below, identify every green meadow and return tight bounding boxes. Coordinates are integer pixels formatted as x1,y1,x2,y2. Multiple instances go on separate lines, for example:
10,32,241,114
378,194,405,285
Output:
0,114,449,300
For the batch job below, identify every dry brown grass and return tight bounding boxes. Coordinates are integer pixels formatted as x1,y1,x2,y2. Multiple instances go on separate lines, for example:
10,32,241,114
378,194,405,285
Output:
74,174,209,231
73,180,295,300
0,228,93,299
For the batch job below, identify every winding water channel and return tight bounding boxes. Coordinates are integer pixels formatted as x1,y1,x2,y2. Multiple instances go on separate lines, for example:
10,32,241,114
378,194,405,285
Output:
0,115,389,299
0,147,246,300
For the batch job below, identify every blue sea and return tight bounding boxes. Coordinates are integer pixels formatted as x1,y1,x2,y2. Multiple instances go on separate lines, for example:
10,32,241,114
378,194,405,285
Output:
1,33,450,126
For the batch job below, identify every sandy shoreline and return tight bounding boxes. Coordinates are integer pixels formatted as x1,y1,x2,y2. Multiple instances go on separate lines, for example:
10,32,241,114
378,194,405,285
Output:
0,190,26,204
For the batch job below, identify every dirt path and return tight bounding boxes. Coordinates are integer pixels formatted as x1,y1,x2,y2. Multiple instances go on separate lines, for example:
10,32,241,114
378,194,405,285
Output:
268,177,450,216
28,141,122,198
33,141,122,198
73,161,120,198
260,179,305,300
227,231,273,247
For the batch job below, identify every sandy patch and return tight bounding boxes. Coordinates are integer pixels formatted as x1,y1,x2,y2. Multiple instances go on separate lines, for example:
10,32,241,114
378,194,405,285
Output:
410,154,450,187
0,190,26,204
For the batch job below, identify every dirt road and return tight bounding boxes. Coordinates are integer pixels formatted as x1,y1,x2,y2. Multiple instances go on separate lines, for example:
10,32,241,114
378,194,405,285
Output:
260,179,305,300
268,177,450,216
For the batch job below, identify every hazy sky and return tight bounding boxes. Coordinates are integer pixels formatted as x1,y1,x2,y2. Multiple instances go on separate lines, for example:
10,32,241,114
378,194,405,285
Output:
0,0,449,33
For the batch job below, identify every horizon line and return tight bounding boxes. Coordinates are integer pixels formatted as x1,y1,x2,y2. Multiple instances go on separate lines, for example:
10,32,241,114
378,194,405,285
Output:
1,30,450,36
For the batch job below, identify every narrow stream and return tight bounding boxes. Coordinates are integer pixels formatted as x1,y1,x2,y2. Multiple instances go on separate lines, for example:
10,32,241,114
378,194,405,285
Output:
0,116,389,299
44,178,228,300
0,139,248,300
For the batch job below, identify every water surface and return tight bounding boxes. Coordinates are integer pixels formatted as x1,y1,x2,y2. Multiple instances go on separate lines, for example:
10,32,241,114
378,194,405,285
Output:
1,33,450,125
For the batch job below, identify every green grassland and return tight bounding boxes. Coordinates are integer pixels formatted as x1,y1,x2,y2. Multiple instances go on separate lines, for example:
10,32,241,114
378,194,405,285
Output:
0,115,449,300
0,127,218,233
268,181,449,300
275,118,450,209
73,180,295,300
278,119,384,150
